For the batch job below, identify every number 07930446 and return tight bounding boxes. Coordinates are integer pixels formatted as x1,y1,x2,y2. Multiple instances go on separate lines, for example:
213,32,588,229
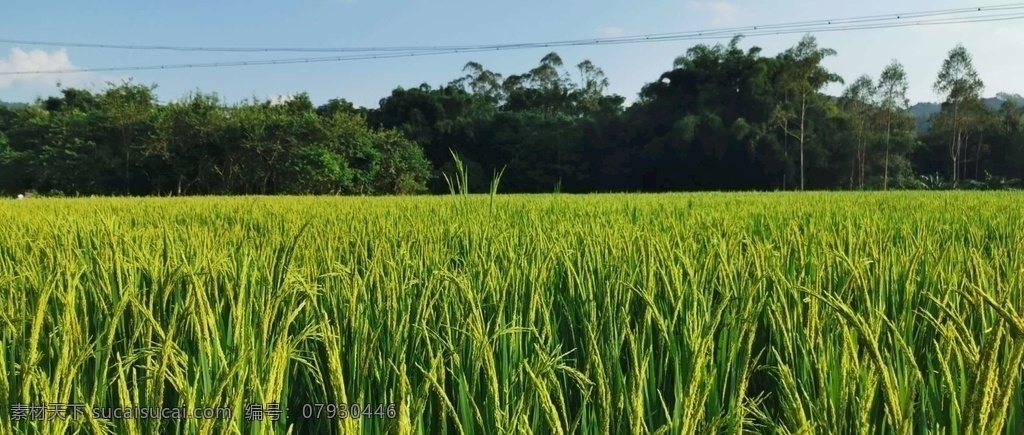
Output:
300,403,397,420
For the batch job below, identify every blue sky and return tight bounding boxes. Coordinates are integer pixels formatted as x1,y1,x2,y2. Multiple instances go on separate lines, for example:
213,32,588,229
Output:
1,0,1023,107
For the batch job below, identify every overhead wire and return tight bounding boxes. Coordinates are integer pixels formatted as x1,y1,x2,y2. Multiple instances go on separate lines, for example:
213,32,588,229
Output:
1,3,1022,53
1,4,1022,76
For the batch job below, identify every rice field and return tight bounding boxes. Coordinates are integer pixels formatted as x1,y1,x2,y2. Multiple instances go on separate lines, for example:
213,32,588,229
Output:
1,192,1023,435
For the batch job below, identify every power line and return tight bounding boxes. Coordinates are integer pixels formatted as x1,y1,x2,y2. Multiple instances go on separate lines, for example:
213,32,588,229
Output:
2,8,1023,76
1,3,1021,54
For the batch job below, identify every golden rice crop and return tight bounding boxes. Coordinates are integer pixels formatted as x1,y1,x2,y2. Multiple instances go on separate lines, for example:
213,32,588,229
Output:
1,192,1023,434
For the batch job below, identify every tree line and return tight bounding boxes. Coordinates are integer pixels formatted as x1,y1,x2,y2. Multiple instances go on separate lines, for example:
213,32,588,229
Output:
1,35,1022,196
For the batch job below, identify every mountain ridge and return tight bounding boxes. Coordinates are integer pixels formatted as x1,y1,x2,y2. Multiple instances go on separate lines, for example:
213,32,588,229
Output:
909,92,1024,132
0,100,28,109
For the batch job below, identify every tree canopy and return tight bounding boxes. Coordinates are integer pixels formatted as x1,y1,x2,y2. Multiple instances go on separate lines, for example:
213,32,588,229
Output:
1,35,1021,196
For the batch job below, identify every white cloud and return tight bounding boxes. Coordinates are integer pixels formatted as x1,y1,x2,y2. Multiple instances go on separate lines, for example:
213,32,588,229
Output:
598,26,627,38
0,48,108,90
687,0,738,25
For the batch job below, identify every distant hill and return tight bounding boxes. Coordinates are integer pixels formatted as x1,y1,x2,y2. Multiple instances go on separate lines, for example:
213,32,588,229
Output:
0,100,29,109
909,93,1024,133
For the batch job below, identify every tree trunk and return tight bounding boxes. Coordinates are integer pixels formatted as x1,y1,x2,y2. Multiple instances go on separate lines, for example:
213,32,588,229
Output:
849,153,855,189
781,92,791,191
799,96,807,191
859,136,866,190
884,112,892,190
950,104,960,186
951,132,959,186
976,131,984,180
961,131,970,181
121,126,131,195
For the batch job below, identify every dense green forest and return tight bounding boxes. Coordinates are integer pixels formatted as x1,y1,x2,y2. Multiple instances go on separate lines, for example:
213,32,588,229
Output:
1,35,1022,196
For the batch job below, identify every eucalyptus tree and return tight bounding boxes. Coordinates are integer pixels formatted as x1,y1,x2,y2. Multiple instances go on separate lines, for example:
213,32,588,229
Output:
574,60,610,114
876,60,910,190
772,34,844,190
933,44,983,185
839,75,876,189
459,61,506,104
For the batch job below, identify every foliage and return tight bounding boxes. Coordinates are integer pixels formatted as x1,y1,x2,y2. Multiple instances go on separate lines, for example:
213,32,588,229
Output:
2,37,1024,196
0,84,432,196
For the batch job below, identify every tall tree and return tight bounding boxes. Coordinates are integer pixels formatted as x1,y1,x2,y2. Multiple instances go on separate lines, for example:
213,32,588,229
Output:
574,60,610,113
960,99,1000,181
459,62,505,103
772,34,844,190
933,44,983,185
839,75,875,189
998,99,1023,132
876,60,910,190
526,52,571,92
100,80,159,193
